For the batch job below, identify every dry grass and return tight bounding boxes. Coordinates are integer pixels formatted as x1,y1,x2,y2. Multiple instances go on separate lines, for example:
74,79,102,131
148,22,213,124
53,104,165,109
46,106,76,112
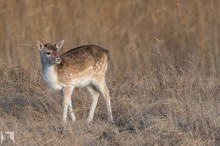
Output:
1,0,220,145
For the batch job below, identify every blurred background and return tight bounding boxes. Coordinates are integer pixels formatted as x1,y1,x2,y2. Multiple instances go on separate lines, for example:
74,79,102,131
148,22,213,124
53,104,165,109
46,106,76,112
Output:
0,0,220,76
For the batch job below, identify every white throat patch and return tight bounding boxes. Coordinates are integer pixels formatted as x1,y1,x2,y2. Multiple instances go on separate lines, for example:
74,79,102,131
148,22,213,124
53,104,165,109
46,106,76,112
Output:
42,65,62,90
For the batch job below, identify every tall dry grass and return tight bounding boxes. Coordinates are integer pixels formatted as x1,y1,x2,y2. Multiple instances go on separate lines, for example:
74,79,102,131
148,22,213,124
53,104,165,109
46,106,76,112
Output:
0,0,220,74
1,0,220,145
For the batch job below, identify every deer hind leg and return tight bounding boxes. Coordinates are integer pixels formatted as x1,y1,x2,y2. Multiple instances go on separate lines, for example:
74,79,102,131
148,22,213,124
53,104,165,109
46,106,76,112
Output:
93,78,113,122
62,86,76,123
86,85,100,122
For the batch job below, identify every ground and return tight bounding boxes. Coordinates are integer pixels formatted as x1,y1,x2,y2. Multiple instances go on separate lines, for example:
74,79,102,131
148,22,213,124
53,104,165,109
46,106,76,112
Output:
0,65,220,145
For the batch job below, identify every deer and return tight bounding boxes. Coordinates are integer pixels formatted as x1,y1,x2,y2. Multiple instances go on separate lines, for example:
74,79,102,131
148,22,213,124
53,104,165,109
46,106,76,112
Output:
36,40,113,123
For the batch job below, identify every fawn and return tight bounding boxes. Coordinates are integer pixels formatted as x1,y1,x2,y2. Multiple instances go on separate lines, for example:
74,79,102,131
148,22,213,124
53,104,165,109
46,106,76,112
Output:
37,40,113,123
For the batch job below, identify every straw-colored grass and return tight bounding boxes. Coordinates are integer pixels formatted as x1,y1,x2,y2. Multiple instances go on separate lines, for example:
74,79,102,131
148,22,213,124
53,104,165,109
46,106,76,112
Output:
0,0,220,145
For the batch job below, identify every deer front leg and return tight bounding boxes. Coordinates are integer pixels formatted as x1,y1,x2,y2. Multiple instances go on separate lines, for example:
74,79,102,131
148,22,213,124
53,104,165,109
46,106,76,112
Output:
62,86,76,123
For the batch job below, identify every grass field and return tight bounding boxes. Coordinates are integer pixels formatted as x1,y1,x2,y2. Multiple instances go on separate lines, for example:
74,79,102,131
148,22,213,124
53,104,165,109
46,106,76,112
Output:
1,0,220,145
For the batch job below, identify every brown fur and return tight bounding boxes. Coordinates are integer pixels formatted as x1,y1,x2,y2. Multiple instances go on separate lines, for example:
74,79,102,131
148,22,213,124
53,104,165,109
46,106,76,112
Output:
58,44,109,74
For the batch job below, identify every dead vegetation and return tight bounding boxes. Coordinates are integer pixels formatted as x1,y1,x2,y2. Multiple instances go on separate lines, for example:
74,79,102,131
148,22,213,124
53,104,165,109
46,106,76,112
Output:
0,0,220,145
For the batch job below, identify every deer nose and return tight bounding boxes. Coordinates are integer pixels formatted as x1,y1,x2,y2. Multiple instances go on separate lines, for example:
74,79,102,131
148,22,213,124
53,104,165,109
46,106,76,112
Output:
55,57,61,64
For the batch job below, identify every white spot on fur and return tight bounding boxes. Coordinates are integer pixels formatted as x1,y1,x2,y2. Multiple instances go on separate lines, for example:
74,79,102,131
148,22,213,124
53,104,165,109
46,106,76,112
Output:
67,73,73,78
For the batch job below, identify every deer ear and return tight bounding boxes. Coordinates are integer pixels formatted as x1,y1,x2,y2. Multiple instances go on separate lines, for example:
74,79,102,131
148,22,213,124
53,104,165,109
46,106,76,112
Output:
55,40,64,51
37,41,44,51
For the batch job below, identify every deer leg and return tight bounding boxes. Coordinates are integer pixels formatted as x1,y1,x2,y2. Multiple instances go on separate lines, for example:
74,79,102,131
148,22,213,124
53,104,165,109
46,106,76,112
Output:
62,86,76,123
68,97,76,122
86,85,100,122
93,79,113,122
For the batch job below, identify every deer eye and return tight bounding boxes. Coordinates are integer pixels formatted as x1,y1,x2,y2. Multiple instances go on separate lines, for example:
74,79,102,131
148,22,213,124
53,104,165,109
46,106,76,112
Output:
46,52,51,55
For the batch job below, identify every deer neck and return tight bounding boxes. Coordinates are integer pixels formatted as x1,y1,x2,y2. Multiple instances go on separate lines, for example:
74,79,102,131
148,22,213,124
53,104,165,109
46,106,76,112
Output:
41,63,62,90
